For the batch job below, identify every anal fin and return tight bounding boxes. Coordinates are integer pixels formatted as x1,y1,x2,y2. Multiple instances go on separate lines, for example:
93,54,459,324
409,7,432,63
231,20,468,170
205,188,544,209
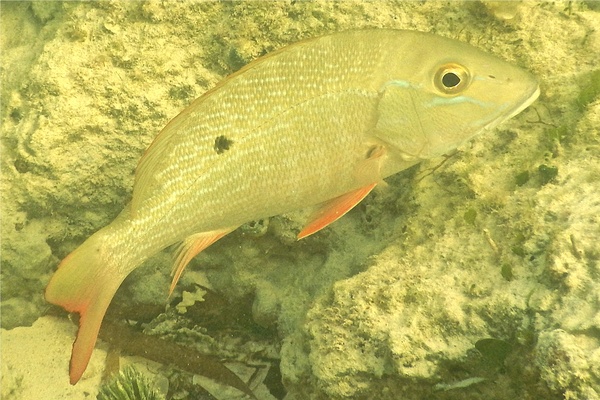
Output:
169,227,236,296
297,183,377,239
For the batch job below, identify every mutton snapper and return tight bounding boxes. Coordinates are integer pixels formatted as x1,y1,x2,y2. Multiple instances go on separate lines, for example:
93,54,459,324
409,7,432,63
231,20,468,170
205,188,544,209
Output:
45,29,539,384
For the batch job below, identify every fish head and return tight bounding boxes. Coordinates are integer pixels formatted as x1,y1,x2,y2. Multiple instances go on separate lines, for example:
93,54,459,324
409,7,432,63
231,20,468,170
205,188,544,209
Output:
374,33,540,161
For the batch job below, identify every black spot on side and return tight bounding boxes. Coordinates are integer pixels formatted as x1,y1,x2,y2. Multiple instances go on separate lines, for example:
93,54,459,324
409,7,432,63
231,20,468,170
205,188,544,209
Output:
214,135,233,154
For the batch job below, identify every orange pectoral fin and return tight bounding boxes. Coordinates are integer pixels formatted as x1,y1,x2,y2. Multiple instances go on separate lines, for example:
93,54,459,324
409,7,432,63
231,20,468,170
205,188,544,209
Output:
169,227,237,296
45,231,128,384
298,183,377,240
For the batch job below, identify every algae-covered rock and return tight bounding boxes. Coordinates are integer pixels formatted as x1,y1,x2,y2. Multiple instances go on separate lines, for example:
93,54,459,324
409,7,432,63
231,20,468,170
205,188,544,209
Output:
536,330,599,399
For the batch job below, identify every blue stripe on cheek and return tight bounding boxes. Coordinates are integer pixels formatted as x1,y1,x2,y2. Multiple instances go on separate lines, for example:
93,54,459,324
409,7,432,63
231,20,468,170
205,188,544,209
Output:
425,96,489,108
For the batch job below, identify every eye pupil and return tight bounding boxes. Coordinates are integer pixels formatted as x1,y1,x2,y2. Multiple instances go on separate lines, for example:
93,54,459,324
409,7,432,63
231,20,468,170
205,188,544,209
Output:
434,63,469,94
442,72,461,88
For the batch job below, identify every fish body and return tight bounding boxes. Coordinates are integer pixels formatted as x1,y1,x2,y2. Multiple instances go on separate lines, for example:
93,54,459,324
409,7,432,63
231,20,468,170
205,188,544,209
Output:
45,30,539,384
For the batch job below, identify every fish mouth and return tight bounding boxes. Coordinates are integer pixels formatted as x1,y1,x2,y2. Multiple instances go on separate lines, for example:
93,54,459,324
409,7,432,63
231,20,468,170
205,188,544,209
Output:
484,83,540,132
506,84,540,120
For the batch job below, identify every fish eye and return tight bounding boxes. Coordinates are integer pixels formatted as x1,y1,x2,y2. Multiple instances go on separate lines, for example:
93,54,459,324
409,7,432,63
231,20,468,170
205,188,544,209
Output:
434,63,470,95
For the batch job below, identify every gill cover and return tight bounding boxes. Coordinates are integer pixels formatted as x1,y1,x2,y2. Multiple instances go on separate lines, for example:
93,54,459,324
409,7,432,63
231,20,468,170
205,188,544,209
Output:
374,53,538,160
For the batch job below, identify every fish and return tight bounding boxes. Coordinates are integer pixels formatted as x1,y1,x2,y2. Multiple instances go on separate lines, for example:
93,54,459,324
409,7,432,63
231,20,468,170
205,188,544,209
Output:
45,29,540,384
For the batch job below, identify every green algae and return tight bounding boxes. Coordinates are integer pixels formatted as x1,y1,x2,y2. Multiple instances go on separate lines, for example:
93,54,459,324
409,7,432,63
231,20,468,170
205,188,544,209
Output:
538,164,559,186
576,69,600,111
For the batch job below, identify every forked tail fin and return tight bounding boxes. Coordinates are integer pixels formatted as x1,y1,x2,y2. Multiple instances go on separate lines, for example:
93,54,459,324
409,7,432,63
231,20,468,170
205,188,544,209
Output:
45,230,129,384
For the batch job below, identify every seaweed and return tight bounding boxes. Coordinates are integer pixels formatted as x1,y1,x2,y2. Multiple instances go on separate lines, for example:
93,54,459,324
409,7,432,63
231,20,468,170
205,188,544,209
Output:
514,170,530,187
576,69,600,111
97,366,164,400
463,208,477,226
98,319,258,399
475,338,512,368
538,164,558,186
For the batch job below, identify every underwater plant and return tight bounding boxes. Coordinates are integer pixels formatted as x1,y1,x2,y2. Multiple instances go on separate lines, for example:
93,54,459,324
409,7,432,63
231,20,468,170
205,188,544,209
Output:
97,366,164,400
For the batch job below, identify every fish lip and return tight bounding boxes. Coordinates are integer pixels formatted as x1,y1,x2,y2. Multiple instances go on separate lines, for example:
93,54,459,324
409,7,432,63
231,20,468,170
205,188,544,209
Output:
483,83,540,132
506,84,540,120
